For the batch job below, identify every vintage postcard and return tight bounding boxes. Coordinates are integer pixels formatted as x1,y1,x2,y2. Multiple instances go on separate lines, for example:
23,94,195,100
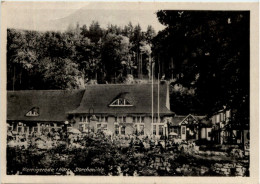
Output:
1,1,259,184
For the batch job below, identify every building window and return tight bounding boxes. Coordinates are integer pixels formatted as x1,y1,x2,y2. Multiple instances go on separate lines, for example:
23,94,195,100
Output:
174,127,178,133
79,124,84,132
18,127,22,133
115,124,119,135
121,126,125,135
109,98,133,107
161,117,164,123
97,123,108,132
140,125,144,135
97,123,102,133
17,122,23,133
134,124,138,135
153,125,156,135
133,116,136,123
123,116,126,123
119,98,124,105
25,107,39,117
182,126,186,134
33,127,38,133
169,127,174,133
24,127,28,134
137,117,140,123
135,123,145,135
29,126,33,134
208,131,211,137
220,113,223,122
141,117,144,123
103,124,108,131
80,116,87,122
159,125,164,136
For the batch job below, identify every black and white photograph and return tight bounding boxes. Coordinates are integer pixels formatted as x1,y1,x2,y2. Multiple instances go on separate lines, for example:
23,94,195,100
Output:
1,1,259,183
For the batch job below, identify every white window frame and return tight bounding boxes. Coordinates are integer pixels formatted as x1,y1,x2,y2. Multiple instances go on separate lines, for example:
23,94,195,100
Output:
153,122,167,136
134,123,145,135
120,125,126,135
79,122,89,132
134,116,144,123
109,98,133,107
32,126,38,133
80,116,88,123
96,122,108,132
114,123,120,135
133,116,136,123
159,125,164,136
114,122,127,135
17,122,24,133
153,125,157,135
25,109,39,117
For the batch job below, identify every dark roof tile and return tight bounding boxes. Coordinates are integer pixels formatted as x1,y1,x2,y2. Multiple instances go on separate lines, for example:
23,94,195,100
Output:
7,84,174,122
69,83,174,115
7,90,85,122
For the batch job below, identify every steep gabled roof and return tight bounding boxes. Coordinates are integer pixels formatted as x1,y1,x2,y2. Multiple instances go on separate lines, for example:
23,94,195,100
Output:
109,92,134,106
69,83,174,115
7,84,174,122
171,114,206,126
171,115,187,126
7,90,85,122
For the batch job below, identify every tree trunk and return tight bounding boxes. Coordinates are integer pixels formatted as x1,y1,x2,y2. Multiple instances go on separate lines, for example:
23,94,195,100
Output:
13,66,16,91
140,53,142,79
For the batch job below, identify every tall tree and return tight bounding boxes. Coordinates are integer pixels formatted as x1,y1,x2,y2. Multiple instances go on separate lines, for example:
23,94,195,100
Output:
155,11,249,124
145,25,156,44
87,21,103,43
41,57,81,89
101,33,131,82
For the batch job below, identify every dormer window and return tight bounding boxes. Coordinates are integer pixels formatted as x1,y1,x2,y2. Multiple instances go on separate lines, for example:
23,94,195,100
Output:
25,107,39,117
109,98,133,107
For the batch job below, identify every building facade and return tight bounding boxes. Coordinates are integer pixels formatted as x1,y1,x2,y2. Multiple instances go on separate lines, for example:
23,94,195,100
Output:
7,83,216,142
7,83,175,138
68,83,174,137
169,114,212,141
210,109,249,145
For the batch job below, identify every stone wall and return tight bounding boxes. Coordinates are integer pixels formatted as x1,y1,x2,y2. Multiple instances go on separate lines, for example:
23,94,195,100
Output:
148,155,173,172
211,163,248,176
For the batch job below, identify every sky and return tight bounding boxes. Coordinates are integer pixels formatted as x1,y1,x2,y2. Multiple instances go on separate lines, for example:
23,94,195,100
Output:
4,2,166,32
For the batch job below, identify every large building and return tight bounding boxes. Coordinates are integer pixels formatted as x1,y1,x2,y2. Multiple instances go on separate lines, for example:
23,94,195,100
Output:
210,109,249,145
7,83,175,137
7,90,85,135
7,83,217,142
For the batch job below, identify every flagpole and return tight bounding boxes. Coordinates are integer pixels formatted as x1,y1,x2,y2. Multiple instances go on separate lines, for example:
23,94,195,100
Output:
151,57,154,136
158,54,160,123
158,73,160,123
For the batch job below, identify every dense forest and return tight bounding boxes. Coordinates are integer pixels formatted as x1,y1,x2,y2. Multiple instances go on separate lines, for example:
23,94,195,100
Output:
7,11,249,124
7,21,156,90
